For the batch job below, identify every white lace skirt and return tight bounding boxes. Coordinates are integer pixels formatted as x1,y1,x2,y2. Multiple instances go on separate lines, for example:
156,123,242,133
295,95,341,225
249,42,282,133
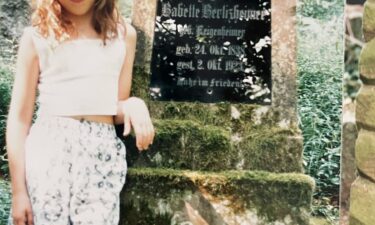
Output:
8,115,127,225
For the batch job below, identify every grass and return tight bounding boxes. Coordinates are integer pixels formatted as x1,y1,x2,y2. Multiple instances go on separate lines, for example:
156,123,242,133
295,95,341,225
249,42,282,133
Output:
297,0,344,223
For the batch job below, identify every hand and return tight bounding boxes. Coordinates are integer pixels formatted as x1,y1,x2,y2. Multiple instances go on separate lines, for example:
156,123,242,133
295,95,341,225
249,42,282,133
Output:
11,192,34,225
121,97,155,151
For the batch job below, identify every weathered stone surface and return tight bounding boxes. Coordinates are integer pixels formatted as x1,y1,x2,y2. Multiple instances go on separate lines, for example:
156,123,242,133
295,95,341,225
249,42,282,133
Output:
359,37,375,80
355,129,375,181
363,1,375,42
340,121,358,225
350,0,375,222
356,85,375,130
117,118,303,172
234,131,303,173
350,177,375,224
349,16,363,42
121,119,233,171
119,168,314,225
131,0,157,72
271,0,298,125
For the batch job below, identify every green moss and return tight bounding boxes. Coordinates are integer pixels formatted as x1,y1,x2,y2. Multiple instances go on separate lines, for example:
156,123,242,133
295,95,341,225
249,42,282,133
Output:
128,64,303,172
236,126,303,172
121,119,233,171
124,167,314,186
120,199,173,225
117,116,302,172
131,67,151,100
120,168,315,225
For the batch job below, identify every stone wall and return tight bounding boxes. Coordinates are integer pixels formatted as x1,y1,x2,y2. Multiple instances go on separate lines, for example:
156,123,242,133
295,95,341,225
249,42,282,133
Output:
349,0,375,223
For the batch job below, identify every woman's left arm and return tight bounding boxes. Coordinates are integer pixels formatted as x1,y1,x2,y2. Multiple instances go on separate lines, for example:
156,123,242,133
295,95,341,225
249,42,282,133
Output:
113,22,155,151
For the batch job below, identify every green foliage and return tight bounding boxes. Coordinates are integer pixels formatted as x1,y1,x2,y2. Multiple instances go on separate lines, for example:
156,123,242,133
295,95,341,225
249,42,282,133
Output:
0,179,11,224
0,65,14,178
297,0,343,222
118,0,133,19
0,1,27,177
299,0,343,21
0,0,30,65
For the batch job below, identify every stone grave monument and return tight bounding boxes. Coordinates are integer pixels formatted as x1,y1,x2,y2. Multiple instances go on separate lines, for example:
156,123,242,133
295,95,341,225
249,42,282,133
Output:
117,0,315,224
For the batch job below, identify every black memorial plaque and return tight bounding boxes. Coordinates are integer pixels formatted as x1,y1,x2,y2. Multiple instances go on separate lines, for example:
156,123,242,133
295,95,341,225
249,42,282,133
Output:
149,0,272,104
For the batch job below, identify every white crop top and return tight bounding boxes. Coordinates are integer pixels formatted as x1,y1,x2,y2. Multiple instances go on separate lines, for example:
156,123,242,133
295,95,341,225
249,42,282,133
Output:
24,25,126,116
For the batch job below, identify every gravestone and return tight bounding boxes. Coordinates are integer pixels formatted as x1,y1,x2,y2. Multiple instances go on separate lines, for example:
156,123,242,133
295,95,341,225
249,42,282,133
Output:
119,0,314,224
149,0,271,104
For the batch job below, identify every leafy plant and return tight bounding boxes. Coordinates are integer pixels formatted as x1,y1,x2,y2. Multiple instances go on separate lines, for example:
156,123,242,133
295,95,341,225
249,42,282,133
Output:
0,0,30,65
0,179,11,224
297,0,343,222
0,65,14,178
299,0,343,21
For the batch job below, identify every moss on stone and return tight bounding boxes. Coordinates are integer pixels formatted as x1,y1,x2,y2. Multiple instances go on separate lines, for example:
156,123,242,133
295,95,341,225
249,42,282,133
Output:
125,65,307,223
117,117,302,172
120,167,314,225
126,67,304,172
118,119,233,171
130,67,151,100
235,125,303,172
120,199,173,225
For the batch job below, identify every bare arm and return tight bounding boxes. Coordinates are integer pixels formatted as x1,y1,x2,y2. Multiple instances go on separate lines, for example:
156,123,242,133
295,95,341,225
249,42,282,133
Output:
113,22,155,151
113,22,137,125
6,27,39,224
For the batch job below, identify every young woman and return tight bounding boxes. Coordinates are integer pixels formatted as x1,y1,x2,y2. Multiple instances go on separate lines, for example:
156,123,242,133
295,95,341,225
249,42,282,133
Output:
6,0,155,224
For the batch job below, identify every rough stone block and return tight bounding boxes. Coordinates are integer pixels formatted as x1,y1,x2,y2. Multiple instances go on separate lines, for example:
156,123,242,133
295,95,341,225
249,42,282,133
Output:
120,119,232,171
350,177,375,224
119,168,314,225
131,0,157,72
117,118,303,172
340,121,358,222
234,128,303,173
356,85,375,130
355,129,375,181
363,1,375,42
359,38,375,80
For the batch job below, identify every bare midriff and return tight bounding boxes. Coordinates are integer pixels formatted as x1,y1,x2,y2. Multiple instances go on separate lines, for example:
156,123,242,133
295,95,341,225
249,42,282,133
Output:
64,115,114,125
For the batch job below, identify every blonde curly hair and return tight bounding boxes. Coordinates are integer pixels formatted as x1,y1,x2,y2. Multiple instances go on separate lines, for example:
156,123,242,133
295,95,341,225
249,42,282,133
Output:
30,0,126,45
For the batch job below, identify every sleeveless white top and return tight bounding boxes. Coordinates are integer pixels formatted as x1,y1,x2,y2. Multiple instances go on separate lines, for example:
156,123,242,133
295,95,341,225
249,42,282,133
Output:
24,25,126,116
